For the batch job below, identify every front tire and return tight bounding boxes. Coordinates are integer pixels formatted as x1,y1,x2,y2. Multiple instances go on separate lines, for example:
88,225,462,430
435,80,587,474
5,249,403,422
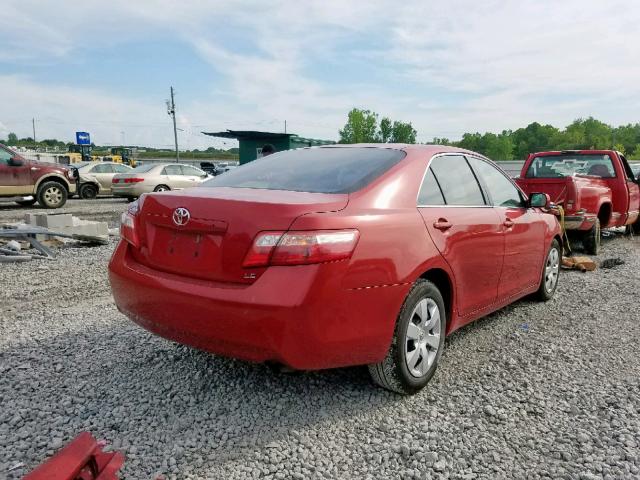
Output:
154,185,170,192
79,183,98,199
368,279,446,395
36,181,68,209
582,218,600,255
535,239,561,301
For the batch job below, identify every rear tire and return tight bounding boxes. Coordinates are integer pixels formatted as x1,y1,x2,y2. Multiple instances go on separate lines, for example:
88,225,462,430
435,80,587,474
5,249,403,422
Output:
582,218,601,255
368,279,446,395
154,185,170,192
36,181,68,209
535,239,561,301
15,198,37,207
79,183,98,199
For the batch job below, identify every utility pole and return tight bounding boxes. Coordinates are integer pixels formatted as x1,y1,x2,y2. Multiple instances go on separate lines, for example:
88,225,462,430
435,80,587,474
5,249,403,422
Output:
284,120,287,133
32,118,36,143
166,86,179,162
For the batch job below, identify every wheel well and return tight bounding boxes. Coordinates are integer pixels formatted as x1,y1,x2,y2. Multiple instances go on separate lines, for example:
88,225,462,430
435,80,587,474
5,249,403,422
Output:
81,181,99,189
419,268,453,328
37,176,69,193
598,203,612,227
553,234,564,255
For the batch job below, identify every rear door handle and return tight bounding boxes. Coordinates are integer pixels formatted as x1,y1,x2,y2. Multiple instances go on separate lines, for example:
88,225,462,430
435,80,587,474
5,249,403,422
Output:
503,219,514,228
433,219,452,231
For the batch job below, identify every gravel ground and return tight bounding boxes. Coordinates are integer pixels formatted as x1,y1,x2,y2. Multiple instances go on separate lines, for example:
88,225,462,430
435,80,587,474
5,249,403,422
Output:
1,199,639,479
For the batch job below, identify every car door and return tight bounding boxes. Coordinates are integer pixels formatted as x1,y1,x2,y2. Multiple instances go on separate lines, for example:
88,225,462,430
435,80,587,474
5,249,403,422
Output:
90,163,115,193
619,154,640,225
418,154,504,318
0,147,32,194
180,165,207,188
467,156,546,299
161,165,186,189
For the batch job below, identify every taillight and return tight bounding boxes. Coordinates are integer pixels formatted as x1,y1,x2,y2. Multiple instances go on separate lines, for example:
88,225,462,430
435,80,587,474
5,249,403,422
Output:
124,177,144,183
243,229,359,267
112,178,120,184
119,195,146,247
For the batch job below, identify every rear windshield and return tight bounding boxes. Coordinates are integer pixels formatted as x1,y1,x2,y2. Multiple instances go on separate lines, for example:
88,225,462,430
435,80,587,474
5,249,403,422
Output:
130,164,157,173
201,147,406,194
526,154,616,178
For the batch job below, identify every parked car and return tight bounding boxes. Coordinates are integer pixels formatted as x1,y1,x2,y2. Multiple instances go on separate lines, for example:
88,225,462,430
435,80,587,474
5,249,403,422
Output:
199,162,223,176
75,161,133,199
515,150,640,254
109,145,561,394
0,143,77,208
111,163,209,200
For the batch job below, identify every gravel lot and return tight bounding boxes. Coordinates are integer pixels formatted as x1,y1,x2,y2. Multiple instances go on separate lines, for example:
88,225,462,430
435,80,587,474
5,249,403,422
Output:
1,199,639,479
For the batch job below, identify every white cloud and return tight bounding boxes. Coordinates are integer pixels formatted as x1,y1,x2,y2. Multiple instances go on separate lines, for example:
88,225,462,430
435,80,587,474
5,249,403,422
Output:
1,0,640,147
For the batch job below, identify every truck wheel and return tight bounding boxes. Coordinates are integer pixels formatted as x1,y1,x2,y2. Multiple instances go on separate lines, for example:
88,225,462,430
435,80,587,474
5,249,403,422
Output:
534,239,561,301
79,183,98,199
582,218,601,255
37,181,68,209
368,279,445,395
15,198,37,207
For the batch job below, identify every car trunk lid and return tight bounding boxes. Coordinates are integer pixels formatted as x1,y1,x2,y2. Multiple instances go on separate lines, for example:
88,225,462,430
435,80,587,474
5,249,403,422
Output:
131,187,348,283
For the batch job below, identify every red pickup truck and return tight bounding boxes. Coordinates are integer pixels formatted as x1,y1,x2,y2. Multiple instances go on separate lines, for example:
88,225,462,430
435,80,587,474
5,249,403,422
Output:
515,150,640,254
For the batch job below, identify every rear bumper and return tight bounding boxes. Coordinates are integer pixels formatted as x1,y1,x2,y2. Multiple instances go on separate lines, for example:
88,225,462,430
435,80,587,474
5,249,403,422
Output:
563,213,596,230
112,184,154,198
108,240,408,370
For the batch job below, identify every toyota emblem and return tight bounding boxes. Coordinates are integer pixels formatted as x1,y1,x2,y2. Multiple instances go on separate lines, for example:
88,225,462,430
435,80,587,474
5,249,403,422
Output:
172,207,191,226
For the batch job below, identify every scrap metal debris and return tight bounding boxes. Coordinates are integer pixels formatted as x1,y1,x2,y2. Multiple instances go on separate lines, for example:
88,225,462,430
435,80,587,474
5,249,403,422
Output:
0,213,109,263
600,257,625,269
23,432,124,480
561,256,597,272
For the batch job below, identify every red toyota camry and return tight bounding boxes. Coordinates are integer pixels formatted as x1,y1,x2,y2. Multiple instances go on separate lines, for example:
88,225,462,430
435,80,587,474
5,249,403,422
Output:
109,145,561,394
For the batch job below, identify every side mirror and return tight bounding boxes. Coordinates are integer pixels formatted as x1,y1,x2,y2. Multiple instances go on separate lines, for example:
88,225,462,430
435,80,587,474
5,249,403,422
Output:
529,192,550,208
8,157,24,167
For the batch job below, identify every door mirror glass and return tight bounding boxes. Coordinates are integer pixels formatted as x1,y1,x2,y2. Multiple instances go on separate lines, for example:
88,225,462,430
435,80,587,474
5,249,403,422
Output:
529,192,550,208
8,157,24,167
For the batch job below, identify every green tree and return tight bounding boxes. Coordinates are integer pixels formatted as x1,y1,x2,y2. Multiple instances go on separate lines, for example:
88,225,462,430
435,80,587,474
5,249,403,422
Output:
390,120,417,144
7,132,18,145
630,145,640,160
511,122,560,159
379,117,392,143
339,108,379,143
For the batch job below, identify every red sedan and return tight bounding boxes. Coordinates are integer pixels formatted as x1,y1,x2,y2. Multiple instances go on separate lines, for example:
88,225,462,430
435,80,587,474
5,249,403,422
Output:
109,145,561,394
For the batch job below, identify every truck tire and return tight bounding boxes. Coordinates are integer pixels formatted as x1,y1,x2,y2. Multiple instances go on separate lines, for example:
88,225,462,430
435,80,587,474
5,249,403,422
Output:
632,218,640,235
79,183,98,199
36,181,68,209
582,218,600,255
368,279,446,395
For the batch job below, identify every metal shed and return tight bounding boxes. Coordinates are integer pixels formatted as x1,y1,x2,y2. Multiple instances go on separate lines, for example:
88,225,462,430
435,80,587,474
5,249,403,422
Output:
202,130,335,164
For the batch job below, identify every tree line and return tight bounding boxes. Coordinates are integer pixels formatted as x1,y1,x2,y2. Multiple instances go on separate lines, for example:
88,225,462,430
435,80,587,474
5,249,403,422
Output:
339,110,640,160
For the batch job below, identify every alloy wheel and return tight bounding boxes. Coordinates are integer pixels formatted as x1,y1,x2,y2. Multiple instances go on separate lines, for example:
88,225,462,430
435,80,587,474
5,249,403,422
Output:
545,247,560,292
404,298,441,377
44,186,63,207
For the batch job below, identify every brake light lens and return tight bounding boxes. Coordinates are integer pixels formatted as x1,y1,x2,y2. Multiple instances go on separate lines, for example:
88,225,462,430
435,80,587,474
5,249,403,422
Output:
120,195,146,248
243,229,359,267
124,177,144,183
112,178,120,184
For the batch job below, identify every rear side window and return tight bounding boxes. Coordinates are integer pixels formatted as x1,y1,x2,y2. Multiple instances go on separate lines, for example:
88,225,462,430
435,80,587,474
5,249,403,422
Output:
202,147,406,194
0,147,13,164
163,165,181,175
91,164,113,173
467,157,524,208
181,165,204,176
418,168,445,205
113,164,131,173
429,155,485,206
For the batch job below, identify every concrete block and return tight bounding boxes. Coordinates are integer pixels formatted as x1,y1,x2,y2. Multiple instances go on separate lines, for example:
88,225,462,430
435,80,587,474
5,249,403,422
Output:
34,213,49,228
43,214,73,229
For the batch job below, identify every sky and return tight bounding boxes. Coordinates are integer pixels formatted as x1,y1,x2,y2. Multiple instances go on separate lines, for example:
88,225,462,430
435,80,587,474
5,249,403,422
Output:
1,0,639,150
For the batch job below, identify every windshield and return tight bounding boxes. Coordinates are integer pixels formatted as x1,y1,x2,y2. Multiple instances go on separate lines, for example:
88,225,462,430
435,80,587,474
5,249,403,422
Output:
526,154,616,178
201,147,406,194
